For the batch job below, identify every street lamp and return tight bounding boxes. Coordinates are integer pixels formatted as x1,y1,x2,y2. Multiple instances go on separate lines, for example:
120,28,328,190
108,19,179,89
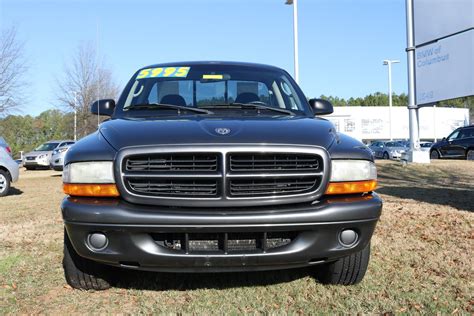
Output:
71,91,79,141
383,59,400,140
285,0,299,83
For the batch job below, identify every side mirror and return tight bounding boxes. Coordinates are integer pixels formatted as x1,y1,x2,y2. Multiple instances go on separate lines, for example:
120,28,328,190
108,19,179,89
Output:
308,98,333,115
91,99,115,116
442,137,446,141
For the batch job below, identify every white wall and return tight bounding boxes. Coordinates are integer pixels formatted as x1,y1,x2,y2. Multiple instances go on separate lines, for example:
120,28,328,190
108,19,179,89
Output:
325,106,470,141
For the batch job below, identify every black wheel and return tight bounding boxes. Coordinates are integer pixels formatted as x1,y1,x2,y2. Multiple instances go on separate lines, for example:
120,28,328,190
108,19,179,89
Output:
383,152,389,160
467,149,474,161
63,229,111,290
430,150,440,159
0,170,11,197
315,242,371,285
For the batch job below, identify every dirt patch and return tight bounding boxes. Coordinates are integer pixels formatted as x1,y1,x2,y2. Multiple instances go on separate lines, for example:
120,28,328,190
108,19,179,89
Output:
0,162,473,313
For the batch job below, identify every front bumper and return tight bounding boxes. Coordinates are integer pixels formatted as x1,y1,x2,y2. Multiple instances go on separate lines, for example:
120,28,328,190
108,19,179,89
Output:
24,159,50,167
50,155,64,170
62,193,382,272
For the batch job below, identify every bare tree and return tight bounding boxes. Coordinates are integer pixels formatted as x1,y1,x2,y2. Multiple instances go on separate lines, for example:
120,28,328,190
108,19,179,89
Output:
57,42,119,138
0,27,27,115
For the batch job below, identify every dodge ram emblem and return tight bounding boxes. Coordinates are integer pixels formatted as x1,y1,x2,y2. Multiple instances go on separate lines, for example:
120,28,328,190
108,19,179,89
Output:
215,127,231,135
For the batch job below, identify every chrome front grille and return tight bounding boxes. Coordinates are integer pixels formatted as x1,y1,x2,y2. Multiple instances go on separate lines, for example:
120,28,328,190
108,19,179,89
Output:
117,145,330,207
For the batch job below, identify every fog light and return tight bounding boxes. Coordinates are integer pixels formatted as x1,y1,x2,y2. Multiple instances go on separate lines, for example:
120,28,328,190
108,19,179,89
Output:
339,229,358,246
87,233,108,251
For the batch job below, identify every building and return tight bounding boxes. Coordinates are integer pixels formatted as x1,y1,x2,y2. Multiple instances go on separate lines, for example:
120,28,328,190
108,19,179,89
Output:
325,106,470,142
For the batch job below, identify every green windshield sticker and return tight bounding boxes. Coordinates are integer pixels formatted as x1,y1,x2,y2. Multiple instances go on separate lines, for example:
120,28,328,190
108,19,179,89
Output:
136,67,190,79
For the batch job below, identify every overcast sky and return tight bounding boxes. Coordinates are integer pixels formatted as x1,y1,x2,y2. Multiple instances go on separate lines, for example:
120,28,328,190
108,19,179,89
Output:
1,0,408,115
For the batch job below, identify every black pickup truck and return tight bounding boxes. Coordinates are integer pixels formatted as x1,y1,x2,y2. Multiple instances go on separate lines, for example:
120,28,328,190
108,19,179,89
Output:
61,61,382,290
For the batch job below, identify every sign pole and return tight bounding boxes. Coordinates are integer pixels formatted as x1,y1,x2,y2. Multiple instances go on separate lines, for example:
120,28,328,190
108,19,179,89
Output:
405,0,424,162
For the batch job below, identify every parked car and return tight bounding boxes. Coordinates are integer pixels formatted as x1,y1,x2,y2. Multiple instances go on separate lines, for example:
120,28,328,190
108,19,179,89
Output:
0,145,19,196
419,141,433,152
0,136,12,157
50,142,75,171
430,125,474,160
24,140,75,170
368,141,407,160
61,61,382,290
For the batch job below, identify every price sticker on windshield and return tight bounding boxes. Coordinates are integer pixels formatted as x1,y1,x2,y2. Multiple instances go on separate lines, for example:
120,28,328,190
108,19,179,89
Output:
136,66,190,79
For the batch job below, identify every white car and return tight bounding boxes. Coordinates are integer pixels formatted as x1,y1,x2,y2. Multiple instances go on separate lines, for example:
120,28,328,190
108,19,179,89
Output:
0,146,19,196
23,140,75,170
50,142,75,171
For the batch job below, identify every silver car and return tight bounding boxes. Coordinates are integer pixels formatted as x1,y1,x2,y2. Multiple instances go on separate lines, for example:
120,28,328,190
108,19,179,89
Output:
23,140,75,170
50,142,75,171
0,136,12,157
369,141,408,160
0,145,19,196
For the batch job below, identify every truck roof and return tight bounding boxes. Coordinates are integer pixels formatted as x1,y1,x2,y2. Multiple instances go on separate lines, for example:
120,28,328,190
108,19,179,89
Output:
138,61,286,73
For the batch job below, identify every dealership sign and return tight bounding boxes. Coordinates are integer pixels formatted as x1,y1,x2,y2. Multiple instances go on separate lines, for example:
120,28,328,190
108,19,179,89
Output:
413,0,473,105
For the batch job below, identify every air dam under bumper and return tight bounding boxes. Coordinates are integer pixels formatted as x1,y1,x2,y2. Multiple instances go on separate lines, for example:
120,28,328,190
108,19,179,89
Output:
62,194,382,272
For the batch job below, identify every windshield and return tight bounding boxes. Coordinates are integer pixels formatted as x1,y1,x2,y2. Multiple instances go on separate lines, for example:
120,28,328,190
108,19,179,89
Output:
35,143,59,151
116,64,311,117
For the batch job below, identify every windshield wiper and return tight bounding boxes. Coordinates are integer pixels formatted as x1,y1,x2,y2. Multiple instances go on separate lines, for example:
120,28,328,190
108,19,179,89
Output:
201,103,295,116
124,103,213,114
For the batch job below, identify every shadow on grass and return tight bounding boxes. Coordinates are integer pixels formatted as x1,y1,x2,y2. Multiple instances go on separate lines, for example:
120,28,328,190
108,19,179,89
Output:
7,187,23,196
111,266,316,291
377,186,473,212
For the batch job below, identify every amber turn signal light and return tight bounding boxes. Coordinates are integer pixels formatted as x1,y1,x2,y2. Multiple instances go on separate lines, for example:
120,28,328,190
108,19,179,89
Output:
63,183,120,197
325,180,377,195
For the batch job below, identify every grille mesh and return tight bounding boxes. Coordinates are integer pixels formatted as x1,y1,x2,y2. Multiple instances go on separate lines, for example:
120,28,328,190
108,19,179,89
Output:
126,178,218,197
125,153,218,172
230,153,320,172
152,232,296,254
229,177,319,197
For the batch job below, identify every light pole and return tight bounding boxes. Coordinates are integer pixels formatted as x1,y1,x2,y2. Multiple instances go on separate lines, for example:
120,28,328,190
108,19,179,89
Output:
285,0,299,83
71,91,78,141
383,59,399,140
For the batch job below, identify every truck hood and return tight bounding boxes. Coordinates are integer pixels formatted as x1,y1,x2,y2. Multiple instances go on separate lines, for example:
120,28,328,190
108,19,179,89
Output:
99,116,337,150
24,150,52,158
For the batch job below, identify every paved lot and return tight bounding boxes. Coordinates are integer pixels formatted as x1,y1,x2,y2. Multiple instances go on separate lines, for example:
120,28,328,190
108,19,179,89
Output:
1,160,473,313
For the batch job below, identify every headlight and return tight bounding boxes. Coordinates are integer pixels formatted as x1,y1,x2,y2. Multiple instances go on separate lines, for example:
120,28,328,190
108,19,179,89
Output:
326,160,377,195
37,154,46,159
57,147,68,154
63,161,119,197
63,161,115,183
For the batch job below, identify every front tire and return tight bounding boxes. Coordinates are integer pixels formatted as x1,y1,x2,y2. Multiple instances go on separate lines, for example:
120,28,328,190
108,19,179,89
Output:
383,152,389,160
430,150,440,159
63,229,111,290
0,170,11,197
467,149,474,161
315,242,371,285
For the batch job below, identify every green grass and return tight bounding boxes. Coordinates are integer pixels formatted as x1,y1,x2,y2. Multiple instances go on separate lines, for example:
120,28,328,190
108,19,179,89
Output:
0,162,473,313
